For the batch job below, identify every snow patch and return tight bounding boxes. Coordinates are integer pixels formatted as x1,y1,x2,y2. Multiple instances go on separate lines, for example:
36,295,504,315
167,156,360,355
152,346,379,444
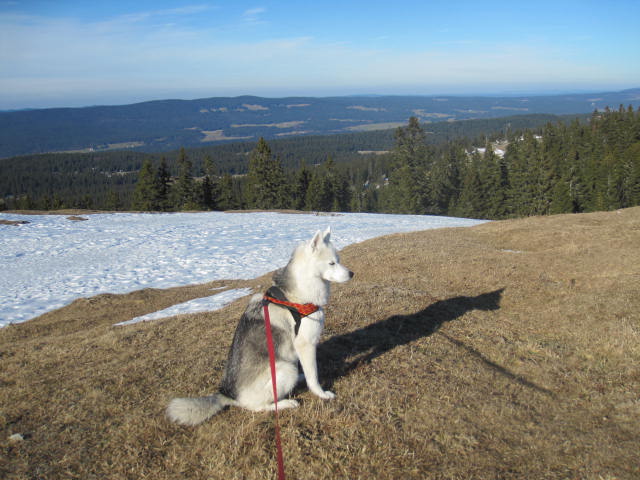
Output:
0,211,486,326
115,288,253,326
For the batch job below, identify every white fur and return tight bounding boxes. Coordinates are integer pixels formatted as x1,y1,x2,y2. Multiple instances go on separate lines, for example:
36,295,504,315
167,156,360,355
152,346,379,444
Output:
166,228,352,425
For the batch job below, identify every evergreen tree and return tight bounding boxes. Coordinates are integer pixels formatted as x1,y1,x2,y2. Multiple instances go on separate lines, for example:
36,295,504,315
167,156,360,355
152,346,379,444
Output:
77,194,93,210
430,144,462,215
51,194,65,210
621,142,640,207
455,151,485,218
217,173,238,210
349,184,365,212
173,148,199,210
361,185,379,212
563,150,587,213
302,157,351,212
383,117,429,213
105,190,122,211
482,145,509,219
17,194,35,210
294,162,313,210
245,138,288,209
305,170,334,211
332,170,351,212
202,155,219,210
132,159,158,211
268,154,289,209
154,157,172,211
549,178,574,214
507,132,539,216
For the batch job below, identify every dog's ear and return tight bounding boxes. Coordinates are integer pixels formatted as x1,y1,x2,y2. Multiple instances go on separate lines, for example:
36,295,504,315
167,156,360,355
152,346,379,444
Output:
323,226,331,244
310,230,323,251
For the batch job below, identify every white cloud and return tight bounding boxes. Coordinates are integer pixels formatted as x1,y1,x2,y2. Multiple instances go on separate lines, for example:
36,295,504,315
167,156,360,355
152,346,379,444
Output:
109,4,214,24
242,6,266,25
243,7,266,17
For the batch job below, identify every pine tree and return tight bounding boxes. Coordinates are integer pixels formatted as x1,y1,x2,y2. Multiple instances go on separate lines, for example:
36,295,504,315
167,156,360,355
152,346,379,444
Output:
621,142,640,206
482,145,509,219
455,151,485,218
332,170,351,212
430,144,462,215
202,155,219,210
531,129,558,215
51,194,65,210
507,132,539,216
549,178,574,214
305,170,333,211
294,162,312,210
245,138,287,209
217,173,238,210
106,190,122,211
565,150,587,212
154,157,171,211
384,117,428,213
173,148,199,210
132,159,158,211
267,154,289,209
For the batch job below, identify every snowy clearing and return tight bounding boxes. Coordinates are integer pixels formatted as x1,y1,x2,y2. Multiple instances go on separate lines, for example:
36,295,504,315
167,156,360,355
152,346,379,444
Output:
0,211,485,326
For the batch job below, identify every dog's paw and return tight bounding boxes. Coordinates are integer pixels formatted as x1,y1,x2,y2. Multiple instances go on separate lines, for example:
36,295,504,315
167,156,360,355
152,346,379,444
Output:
315,390,336,400
278,399,300,410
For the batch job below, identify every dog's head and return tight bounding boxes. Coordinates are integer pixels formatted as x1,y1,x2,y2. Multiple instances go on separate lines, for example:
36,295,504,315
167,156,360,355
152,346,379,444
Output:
308,227,354,283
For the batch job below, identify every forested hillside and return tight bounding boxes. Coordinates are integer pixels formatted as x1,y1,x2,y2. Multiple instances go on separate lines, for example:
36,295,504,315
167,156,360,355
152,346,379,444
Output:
0,113,561,211
2,107,638,219
383,106,640,218
1,89,638,157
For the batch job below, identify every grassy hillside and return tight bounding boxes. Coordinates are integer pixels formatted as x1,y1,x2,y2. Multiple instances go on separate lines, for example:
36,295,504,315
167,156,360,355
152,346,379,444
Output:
1,208,639,479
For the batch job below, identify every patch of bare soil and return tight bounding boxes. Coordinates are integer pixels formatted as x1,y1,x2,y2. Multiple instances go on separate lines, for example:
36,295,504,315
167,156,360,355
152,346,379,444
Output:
1,208,639,479
0,219,30,226
5,209,116,216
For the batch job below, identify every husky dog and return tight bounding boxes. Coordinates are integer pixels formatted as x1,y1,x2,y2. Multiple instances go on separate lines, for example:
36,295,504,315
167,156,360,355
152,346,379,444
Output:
167,227,353,426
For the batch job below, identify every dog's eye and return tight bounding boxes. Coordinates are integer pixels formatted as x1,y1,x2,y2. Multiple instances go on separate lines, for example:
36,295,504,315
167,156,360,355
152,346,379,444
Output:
329,261,335,266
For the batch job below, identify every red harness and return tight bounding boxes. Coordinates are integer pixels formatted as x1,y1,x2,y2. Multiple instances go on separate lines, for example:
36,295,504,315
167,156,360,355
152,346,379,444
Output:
262,286,320,334
262,295,320,317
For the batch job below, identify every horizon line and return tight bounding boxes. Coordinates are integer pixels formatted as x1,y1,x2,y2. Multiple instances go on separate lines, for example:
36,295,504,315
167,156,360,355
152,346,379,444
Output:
3,86,640,112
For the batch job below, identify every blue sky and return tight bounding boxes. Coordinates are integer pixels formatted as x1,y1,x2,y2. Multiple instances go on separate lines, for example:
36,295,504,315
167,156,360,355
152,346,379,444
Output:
1,0,639,109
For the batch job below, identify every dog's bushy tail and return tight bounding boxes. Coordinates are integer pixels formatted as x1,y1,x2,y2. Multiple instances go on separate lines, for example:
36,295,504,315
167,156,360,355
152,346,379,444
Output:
166,393,236,426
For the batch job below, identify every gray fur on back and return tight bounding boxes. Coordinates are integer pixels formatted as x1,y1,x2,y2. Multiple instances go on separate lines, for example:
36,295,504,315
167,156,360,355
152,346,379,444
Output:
219,296,290,399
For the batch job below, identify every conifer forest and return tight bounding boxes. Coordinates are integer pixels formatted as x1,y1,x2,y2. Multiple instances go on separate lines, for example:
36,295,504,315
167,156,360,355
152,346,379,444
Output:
2,106,639,220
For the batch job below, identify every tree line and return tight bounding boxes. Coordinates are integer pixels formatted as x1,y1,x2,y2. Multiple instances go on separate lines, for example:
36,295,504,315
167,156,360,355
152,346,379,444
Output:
2,107,638,219
381,105,640,218
0,113,564,212
126,140,354,213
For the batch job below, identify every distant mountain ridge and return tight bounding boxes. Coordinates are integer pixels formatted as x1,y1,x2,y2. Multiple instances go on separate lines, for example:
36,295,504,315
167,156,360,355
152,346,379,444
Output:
1,89,638,158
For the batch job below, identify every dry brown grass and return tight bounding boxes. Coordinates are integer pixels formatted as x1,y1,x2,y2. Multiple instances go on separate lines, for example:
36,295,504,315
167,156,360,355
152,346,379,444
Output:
2,208,639,479
6,210,114,216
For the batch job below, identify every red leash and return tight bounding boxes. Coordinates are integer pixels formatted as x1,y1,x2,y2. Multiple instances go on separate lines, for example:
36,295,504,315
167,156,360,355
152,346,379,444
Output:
262,300,287,480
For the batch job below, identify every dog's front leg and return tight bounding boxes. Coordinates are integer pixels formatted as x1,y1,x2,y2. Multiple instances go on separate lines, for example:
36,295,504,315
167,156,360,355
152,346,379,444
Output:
294,337,335,400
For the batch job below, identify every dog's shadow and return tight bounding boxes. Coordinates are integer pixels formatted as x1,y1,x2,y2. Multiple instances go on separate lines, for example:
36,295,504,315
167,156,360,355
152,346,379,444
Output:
317,289,504,386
